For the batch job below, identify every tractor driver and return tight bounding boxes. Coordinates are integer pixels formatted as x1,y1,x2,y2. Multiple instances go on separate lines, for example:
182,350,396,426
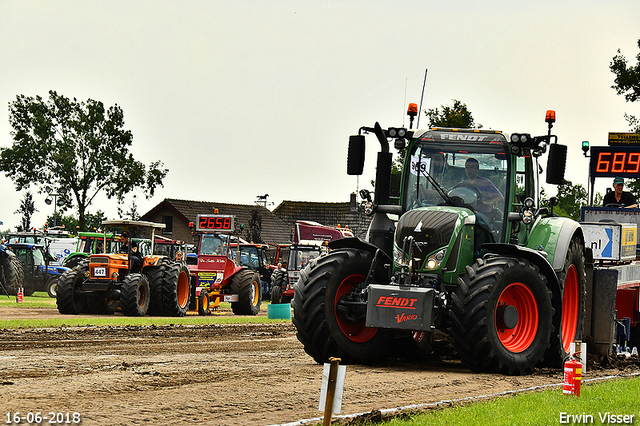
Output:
458,158,504,215
120,232,142,272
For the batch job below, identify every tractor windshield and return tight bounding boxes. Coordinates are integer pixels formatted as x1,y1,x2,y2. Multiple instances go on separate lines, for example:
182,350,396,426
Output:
199,234,229,256
288,247,322,270
404,142,509,238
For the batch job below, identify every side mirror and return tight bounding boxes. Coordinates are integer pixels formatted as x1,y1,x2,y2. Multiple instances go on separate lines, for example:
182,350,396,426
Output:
546,144,567,185
347,135,365,175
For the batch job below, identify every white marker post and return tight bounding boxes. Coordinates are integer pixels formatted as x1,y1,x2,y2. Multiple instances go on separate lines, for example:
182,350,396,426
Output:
319,357,346,425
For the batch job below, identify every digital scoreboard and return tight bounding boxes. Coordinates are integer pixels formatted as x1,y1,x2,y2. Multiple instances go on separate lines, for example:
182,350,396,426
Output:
196,214,235,233
589,146,640,178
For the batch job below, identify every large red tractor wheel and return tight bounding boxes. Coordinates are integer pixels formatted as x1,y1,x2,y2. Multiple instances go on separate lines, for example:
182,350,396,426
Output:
450,256,554,375
544,237,586,367
230,270,262,315
120,273,150,316
291,248,393,365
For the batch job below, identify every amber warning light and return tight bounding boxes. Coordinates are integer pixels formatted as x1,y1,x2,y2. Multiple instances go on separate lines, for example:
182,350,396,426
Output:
407,103,418,117
545,110,556,124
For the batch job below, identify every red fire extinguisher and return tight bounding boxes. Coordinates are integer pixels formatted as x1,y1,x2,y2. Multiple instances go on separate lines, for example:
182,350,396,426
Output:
16,286,24,304
563,355,582,397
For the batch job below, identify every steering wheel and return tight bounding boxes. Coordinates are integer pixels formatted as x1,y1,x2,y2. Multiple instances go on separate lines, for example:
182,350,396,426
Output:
447,183,483,210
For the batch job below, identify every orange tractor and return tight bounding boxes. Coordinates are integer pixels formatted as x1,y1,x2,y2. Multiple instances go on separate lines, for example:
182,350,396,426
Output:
56,220,190,316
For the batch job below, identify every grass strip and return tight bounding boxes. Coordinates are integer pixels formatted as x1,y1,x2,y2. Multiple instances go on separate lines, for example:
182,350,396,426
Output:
357,375,640,425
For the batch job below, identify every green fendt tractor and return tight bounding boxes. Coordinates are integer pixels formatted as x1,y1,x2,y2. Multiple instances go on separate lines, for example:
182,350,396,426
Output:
292,109,587,375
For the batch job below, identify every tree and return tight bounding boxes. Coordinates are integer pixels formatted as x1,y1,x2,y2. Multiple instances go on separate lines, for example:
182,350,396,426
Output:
0,90,168,231
539,181,602,221
425,99,482,129
117,195,140,221
610,39,640,132
47,210,107,233
248,209,263,243
14,191,38,232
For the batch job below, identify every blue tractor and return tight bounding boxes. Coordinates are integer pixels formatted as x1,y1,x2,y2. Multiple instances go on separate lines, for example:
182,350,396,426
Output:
7,243,71,297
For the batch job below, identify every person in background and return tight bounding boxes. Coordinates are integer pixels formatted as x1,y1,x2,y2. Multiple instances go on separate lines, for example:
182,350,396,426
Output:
603,177,638,208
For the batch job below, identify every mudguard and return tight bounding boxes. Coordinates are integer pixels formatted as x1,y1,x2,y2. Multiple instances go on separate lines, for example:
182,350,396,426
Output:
525,216,583,272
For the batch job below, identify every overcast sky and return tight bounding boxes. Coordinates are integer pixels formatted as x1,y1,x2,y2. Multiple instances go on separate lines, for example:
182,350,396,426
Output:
1,0,639,231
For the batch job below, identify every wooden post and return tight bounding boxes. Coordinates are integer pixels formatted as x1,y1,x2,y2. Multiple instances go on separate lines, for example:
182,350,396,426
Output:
323,357,341,426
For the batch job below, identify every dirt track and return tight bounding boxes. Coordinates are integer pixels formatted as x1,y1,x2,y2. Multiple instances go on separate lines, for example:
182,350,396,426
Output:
1,307,639,426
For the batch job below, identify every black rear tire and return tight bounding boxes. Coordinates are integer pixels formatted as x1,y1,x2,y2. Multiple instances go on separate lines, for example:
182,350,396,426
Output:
449,256,554,375
56,269,87,314
270,284,282,304
120,273,150,316
1,251,24,295
230,270,261,315
291,248,393,365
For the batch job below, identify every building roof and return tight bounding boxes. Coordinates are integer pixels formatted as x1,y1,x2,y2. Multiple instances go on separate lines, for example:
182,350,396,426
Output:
140,198,293,245
273,200,370,239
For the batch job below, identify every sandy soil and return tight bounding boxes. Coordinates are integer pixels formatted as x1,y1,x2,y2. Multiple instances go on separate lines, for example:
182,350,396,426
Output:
1,306,639,426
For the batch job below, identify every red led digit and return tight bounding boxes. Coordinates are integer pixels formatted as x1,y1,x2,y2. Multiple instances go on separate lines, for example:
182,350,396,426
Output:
224,217,231,229
596,152,611,173
199,217,207,228
611,152,626,173
628,153,640,173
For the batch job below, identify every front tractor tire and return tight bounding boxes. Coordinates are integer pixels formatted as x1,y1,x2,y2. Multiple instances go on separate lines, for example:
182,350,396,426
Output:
56,269,87,314
198,291,210,316
146,259,168,316
291,248,393,365
230,270,262,315
120,273,150,316
544,237,587,367
162,263,191,317
450,256,554,375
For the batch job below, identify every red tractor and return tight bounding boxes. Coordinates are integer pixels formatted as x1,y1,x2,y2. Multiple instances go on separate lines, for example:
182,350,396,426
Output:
270,221,353,304
189,213,262,316
269,242,323,304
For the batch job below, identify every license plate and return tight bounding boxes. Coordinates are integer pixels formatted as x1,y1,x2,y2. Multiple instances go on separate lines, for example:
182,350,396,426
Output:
223,295,239,302
93,267,107,277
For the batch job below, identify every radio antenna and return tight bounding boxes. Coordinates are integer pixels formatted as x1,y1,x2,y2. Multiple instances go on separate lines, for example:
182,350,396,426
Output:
416,68,428,129
403,78,408,127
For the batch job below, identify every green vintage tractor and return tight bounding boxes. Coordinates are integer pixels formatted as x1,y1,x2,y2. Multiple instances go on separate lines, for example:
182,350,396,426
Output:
292,109,587,375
